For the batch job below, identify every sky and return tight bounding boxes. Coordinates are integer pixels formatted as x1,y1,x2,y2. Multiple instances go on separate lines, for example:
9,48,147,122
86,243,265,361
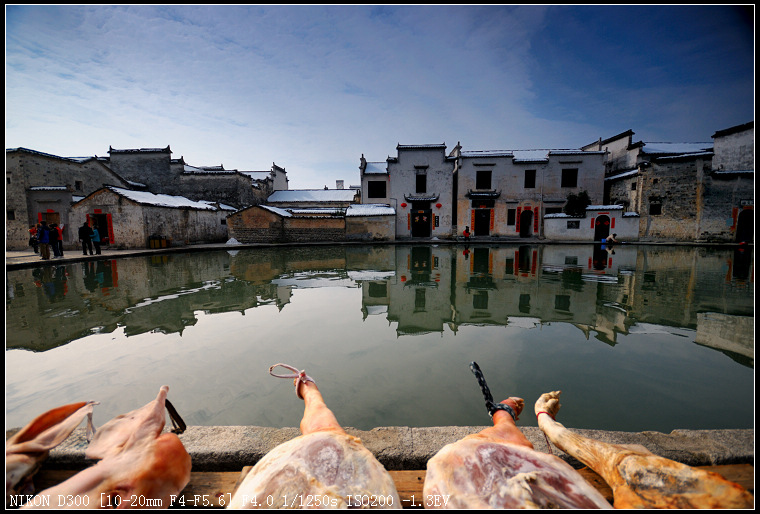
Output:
5,5,755,190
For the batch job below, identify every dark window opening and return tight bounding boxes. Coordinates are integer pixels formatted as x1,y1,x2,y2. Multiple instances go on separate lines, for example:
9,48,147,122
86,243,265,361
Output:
561,169,578,188
519,294,531,313
367,180,387,198
650,203,662,215
473,291,489,309
416,174,426,194
368,282,387,298
524,169,536,189
555,295,571,311
507,209,516,226
476,170,492,190
75,181,83,191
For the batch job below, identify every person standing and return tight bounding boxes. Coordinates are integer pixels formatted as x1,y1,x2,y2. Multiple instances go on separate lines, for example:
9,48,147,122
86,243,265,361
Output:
79,221,94,255
37,221,51,260
28,225,39,253
91,225,102,255
49,223,63,258
55,223,65,258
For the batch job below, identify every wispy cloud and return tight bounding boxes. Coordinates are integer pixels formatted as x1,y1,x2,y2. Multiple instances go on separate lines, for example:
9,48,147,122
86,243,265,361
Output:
5,5,753,188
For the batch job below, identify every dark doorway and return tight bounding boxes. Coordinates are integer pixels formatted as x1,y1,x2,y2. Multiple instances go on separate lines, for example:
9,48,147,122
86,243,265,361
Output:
410,246,432,282
519,210,533,237
89,213,111,245
594,215,610,241
592,244,609,270
410,210,431,237
735,209,753,243
473,209,491,236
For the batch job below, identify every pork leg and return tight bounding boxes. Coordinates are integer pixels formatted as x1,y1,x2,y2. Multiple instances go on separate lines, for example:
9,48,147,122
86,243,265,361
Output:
228,366,400,509
535,390,754,509
22,386,191,509
424,396,612,509
6,401,97,503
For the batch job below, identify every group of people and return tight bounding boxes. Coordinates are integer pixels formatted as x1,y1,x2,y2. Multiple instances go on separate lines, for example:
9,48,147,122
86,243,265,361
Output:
77,221,103,256
28,221,65,260
28,220,102,259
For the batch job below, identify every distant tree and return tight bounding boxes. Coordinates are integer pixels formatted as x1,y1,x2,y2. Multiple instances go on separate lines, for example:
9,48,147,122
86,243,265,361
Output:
563,190,591,217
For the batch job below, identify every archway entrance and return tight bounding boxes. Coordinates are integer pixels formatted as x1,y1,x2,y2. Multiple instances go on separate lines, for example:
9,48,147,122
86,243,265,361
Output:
519,210,533,237
735,209,753,243
594,215,610,241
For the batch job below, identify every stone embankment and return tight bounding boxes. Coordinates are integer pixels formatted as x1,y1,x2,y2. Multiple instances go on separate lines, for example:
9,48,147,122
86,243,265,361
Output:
23,424,754,472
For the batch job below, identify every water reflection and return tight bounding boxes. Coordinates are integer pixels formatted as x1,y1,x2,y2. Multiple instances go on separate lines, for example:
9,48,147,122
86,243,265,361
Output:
6,244,754,431
7,244,754,359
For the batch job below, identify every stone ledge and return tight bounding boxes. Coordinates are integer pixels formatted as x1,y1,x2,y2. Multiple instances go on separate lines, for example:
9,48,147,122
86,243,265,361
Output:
21,425,754,472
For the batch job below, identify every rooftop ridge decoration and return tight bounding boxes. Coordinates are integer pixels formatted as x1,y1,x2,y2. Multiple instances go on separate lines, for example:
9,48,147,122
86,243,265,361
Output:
108,145,172,154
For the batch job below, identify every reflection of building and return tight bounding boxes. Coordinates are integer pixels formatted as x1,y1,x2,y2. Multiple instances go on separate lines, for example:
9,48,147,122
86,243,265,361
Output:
695,312,754,366
387,246,454,336
7,245,753,361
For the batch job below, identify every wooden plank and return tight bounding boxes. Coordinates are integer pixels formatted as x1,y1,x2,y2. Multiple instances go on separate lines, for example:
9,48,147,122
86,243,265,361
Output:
28,464,753,509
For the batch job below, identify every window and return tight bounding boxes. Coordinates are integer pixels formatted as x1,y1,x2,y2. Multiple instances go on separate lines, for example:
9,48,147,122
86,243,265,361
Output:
505,258,514,274
561,169,578,188
75,181,83,191
7,210,15,220
368,282,387,298
507,209,516,226
567,220,580,229
555,295,571,311
221,218,226,225
519,294,531,313
631,181,637,191
649,203,662,215
6,177,10,185
476,170,492,190
524,169,536,189
367,180,386,198
473,291,489,309
416,173,426,193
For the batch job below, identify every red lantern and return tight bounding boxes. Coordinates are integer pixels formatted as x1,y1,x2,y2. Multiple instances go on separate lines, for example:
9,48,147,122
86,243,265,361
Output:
400,203,407,208
435,203,442,209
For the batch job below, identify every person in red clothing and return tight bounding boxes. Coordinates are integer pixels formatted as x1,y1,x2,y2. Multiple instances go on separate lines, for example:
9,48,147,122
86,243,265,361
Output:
49,223,65,258
28,225,39,253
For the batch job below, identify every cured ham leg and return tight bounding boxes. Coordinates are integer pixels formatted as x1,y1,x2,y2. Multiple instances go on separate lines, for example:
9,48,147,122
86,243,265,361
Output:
535,391,754,509
423,363,612,509
6,401,97,504
228,364,401,509
23,386,191,509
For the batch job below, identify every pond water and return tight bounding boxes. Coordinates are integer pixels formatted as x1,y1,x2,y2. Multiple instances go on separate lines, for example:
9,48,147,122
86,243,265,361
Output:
6,244,754,434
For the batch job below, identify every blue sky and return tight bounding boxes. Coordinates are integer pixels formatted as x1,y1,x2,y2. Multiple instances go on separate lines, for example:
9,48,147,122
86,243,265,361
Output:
5,5,754,190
